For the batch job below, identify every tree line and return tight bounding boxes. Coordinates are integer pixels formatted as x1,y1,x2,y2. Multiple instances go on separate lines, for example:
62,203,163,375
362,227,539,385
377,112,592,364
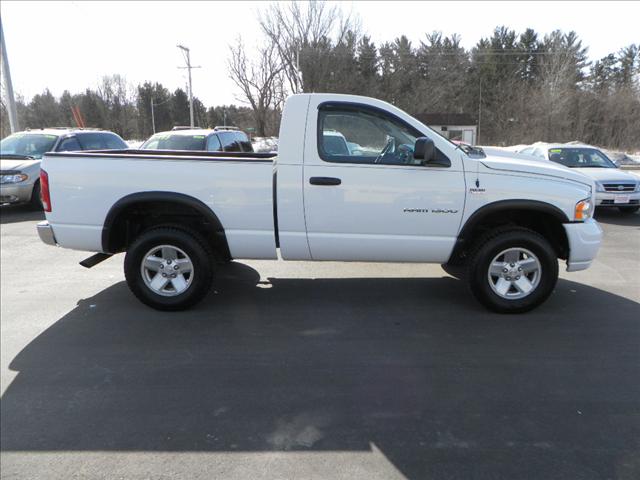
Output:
2,1,639,150
0,74,257,140
231,2,639,149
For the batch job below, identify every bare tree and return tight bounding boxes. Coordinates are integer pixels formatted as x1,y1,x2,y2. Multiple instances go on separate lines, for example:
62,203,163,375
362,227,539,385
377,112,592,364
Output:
228,37,285,136
258,0,357,94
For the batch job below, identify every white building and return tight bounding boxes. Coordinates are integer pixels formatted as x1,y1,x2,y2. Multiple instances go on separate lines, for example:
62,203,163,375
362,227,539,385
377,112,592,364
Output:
415,113,478,145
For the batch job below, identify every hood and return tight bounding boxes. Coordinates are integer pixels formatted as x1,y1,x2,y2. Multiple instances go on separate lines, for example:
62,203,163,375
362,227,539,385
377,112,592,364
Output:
479,154,592,187
0,157,41,172
572,167,639,182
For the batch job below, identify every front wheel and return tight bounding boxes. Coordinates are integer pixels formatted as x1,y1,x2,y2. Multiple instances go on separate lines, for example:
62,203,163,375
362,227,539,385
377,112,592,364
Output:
124,227,214,311
467,228,559,313
618,206,639,214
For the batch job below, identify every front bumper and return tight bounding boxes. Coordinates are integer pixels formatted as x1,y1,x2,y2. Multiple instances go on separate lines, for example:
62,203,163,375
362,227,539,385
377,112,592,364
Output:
563,218,603,272
0,182,35,204
595,190,640,207
37,221,57,246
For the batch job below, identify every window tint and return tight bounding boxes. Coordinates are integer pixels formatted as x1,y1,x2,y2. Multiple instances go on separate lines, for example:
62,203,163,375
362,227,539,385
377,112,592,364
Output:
0,133,58,159
318,105,426,166
218,132,242,152
142,137,160,149
57,137,82,152
102,133,128,149
76,133,108,150
234,131,253,152
140,134,206,151
547,148,616,168
72,132,126,150
206,134,222,151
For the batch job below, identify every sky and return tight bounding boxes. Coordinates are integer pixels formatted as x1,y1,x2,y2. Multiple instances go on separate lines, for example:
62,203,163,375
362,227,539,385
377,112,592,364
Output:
1,1,639,107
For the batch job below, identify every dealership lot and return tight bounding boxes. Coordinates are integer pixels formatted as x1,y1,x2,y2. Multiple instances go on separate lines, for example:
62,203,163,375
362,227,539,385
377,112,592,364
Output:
1,206,639,479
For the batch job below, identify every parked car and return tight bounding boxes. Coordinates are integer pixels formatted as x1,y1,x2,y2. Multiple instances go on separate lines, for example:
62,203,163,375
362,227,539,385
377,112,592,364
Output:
1,128,127,208
37,93,602,313
140,127,253,153
518,143,640,214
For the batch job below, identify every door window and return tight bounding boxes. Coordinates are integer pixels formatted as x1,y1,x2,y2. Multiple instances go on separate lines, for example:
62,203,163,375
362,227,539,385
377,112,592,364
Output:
218,132,242,152
234,132,253,152
318,105,425,166
57,137,82,152
206,134,222,151
101,133,128,149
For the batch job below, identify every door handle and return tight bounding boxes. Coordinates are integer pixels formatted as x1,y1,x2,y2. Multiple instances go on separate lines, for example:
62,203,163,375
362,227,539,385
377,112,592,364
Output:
309,177,341,186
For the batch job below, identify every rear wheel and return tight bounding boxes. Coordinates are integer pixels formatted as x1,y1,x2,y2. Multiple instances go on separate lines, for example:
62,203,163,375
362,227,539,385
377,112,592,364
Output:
124,227,214,311
467,228,558,313
618,206,639,214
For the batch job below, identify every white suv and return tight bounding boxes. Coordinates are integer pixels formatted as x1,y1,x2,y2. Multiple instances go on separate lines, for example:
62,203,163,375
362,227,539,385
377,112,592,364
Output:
519,143,640,214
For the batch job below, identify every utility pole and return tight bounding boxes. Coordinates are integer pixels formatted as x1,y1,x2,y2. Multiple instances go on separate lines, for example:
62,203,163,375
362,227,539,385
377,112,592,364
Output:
150,97,155,134
477,78,482,145
150,95,171,134
1,17,19,133
177,44,201,128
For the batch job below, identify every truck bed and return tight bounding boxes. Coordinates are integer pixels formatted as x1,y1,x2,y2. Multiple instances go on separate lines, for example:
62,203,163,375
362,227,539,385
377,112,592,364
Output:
42,150,278,259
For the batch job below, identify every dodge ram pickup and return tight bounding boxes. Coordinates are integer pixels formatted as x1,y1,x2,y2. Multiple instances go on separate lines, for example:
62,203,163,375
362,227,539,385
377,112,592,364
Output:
36,93,603,313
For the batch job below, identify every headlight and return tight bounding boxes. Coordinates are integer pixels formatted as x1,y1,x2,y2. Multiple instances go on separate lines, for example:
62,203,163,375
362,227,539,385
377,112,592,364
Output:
0,173,28,184
574,198,593,221
636,182,640,192
595,181,605,192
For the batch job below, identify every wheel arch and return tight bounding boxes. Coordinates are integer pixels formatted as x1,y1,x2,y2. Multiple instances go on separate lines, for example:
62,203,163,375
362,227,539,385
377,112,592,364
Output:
449,199,571,264
101,191,230,259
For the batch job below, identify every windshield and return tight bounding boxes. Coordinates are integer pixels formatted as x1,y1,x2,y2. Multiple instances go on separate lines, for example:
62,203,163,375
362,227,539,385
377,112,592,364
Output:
547,148,616,168
0,133,58,159
141,133,207,151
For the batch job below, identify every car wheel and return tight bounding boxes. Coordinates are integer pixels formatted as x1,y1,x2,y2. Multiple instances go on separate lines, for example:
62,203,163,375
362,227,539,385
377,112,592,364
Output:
467,227,558,313
124,227,213,311
30,181,43,210
618,206,639,214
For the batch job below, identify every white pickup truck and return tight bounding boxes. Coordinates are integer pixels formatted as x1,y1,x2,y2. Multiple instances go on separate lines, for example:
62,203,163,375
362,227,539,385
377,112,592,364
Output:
36,94,603,313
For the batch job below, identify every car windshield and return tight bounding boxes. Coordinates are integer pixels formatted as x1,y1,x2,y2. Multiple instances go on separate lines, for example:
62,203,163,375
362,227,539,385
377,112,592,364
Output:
141,133,207,151
547,148,616,168
0,133,58,159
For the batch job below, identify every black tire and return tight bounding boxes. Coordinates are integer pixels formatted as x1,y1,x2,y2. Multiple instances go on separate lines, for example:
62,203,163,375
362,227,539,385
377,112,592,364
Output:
618,206,639,214
467,227,558,313
30,181,43,210
124,227,214,311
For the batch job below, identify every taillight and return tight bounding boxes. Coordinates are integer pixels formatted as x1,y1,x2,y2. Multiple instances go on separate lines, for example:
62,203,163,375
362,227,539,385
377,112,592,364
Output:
40,169,51,212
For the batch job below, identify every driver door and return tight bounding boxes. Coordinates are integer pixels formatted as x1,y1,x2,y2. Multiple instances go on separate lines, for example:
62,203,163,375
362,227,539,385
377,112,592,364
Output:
302,100,466,262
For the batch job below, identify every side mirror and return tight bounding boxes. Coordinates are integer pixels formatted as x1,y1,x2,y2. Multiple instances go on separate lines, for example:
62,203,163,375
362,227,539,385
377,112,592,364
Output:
413,137,435,163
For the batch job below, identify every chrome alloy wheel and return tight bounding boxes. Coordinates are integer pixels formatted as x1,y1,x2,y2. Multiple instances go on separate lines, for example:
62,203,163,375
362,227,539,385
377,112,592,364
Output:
141,245,194,297
487,247,542,300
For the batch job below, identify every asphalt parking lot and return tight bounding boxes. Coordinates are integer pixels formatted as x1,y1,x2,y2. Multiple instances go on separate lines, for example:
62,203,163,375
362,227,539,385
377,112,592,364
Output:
1,206,639,480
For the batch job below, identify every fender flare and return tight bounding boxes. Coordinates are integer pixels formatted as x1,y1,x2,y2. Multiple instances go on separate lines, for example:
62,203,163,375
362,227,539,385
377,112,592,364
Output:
450,199,570,261
101,191,229,255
